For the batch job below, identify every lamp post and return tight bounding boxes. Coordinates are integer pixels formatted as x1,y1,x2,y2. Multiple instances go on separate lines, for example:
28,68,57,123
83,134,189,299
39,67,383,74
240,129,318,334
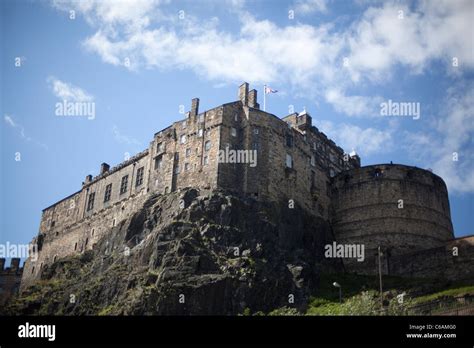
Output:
378,246,384,309
333,282,342,303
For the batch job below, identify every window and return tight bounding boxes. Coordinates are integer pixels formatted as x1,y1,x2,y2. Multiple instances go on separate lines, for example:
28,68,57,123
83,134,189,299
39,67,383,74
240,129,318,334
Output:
234,114,238,122
286,154,293,168
157,142,164,153
205,140,211,151
136,167,144,186
104,184,112,202
231,127,237,137
174,152,179,160
74,242,77,251
252,142,259,150
87,192,95,211
329,168,336,178
313,142,317,150
120,175,129,194
286,134,293,147
180,134,187,144
51,221,55,227
311,155,316,167
182,121,187,129
199,114,204,123
174,165,180,174
198,129,203,137
154,155,163,169
184,163,190,171
186,148,191,157
253,128,259,135
203,156,209,166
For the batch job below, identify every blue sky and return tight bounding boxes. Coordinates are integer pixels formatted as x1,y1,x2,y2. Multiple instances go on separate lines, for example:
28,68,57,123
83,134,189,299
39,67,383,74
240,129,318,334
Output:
1,0,473,264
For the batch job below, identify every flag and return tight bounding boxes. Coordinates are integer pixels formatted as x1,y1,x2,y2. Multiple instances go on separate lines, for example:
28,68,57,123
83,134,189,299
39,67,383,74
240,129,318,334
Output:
265,86,278,94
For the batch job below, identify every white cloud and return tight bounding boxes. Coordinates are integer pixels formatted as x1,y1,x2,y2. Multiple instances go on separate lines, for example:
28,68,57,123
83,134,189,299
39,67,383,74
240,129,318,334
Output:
4,115,16,128
315,120,393,156
3,114,48,150
112,125,141,145
324,88,383,117
47,76,94,102
402,83,474,194
294,0,328,14
49,0,473,118
345,1,474,82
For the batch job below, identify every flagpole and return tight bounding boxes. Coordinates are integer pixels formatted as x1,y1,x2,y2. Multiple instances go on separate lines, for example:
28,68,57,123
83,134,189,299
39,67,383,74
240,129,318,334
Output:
263,84,266,112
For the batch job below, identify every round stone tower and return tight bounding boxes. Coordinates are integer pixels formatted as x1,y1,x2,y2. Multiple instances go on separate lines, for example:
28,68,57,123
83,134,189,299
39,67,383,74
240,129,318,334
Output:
330,164,454,256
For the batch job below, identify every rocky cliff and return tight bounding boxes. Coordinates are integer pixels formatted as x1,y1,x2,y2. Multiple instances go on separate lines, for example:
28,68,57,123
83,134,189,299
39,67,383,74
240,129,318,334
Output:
3,189,339,315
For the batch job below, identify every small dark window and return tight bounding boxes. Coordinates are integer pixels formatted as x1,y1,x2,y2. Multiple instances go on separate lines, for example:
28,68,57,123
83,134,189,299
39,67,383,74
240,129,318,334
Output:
87,192,95,211
104,184,112,202
136,167,144,186
120,175,129,194
374,168,383,178
51,221,55,227
74,242,78,251
286,134,294,147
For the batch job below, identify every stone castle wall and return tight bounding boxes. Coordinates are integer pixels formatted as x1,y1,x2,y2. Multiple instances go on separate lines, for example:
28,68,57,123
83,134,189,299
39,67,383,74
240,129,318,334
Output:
330,164,454,259
21,82,461,289
342,235,474,280
0,258,23,306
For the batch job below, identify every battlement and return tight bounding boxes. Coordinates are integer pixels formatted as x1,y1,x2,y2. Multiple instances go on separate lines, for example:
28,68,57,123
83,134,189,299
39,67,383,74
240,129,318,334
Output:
0,258,23,306
0,258,23,274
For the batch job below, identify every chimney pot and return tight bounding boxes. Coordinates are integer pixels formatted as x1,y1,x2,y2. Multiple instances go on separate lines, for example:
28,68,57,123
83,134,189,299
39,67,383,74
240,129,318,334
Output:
191,98,199,117
239,82,249,105
100,163,110,175
248,89,259,109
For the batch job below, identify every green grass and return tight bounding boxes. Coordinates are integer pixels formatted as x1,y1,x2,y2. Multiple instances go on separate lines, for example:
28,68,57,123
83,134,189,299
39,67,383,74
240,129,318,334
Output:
412,285,474,304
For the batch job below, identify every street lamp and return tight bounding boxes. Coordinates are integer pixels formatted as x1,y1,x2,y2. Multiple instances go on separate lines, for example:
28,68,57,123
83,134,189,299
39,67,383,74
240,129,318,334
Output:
333,282,342,303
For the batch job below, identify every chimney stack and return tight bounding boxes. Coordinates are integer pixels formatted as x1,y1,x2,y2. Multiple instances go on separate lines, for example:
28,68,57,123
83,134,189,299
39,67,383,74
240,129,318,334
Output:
248,89,259,109
191,98,199,117
100,162,110,175
85,174,93,184
239,82,249,105
11,258,20,272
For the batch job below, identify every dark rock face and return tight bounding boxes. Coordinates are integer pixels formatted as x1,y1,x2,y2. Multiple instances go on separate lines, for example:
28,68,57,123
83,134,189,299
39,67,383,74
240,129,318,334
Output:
4,189,340,315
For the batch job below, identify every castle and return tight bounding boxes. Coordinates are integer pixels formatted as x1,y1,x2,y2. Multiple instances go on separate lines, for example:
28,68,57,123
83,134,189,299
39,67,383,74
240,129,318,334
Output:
19,82,473,290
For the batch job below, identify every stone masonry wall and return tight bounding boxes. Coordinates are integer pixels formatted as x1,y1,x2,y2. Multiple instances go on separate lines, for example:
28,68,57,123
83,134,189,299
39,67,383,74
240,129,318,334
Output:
330,164,454,261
